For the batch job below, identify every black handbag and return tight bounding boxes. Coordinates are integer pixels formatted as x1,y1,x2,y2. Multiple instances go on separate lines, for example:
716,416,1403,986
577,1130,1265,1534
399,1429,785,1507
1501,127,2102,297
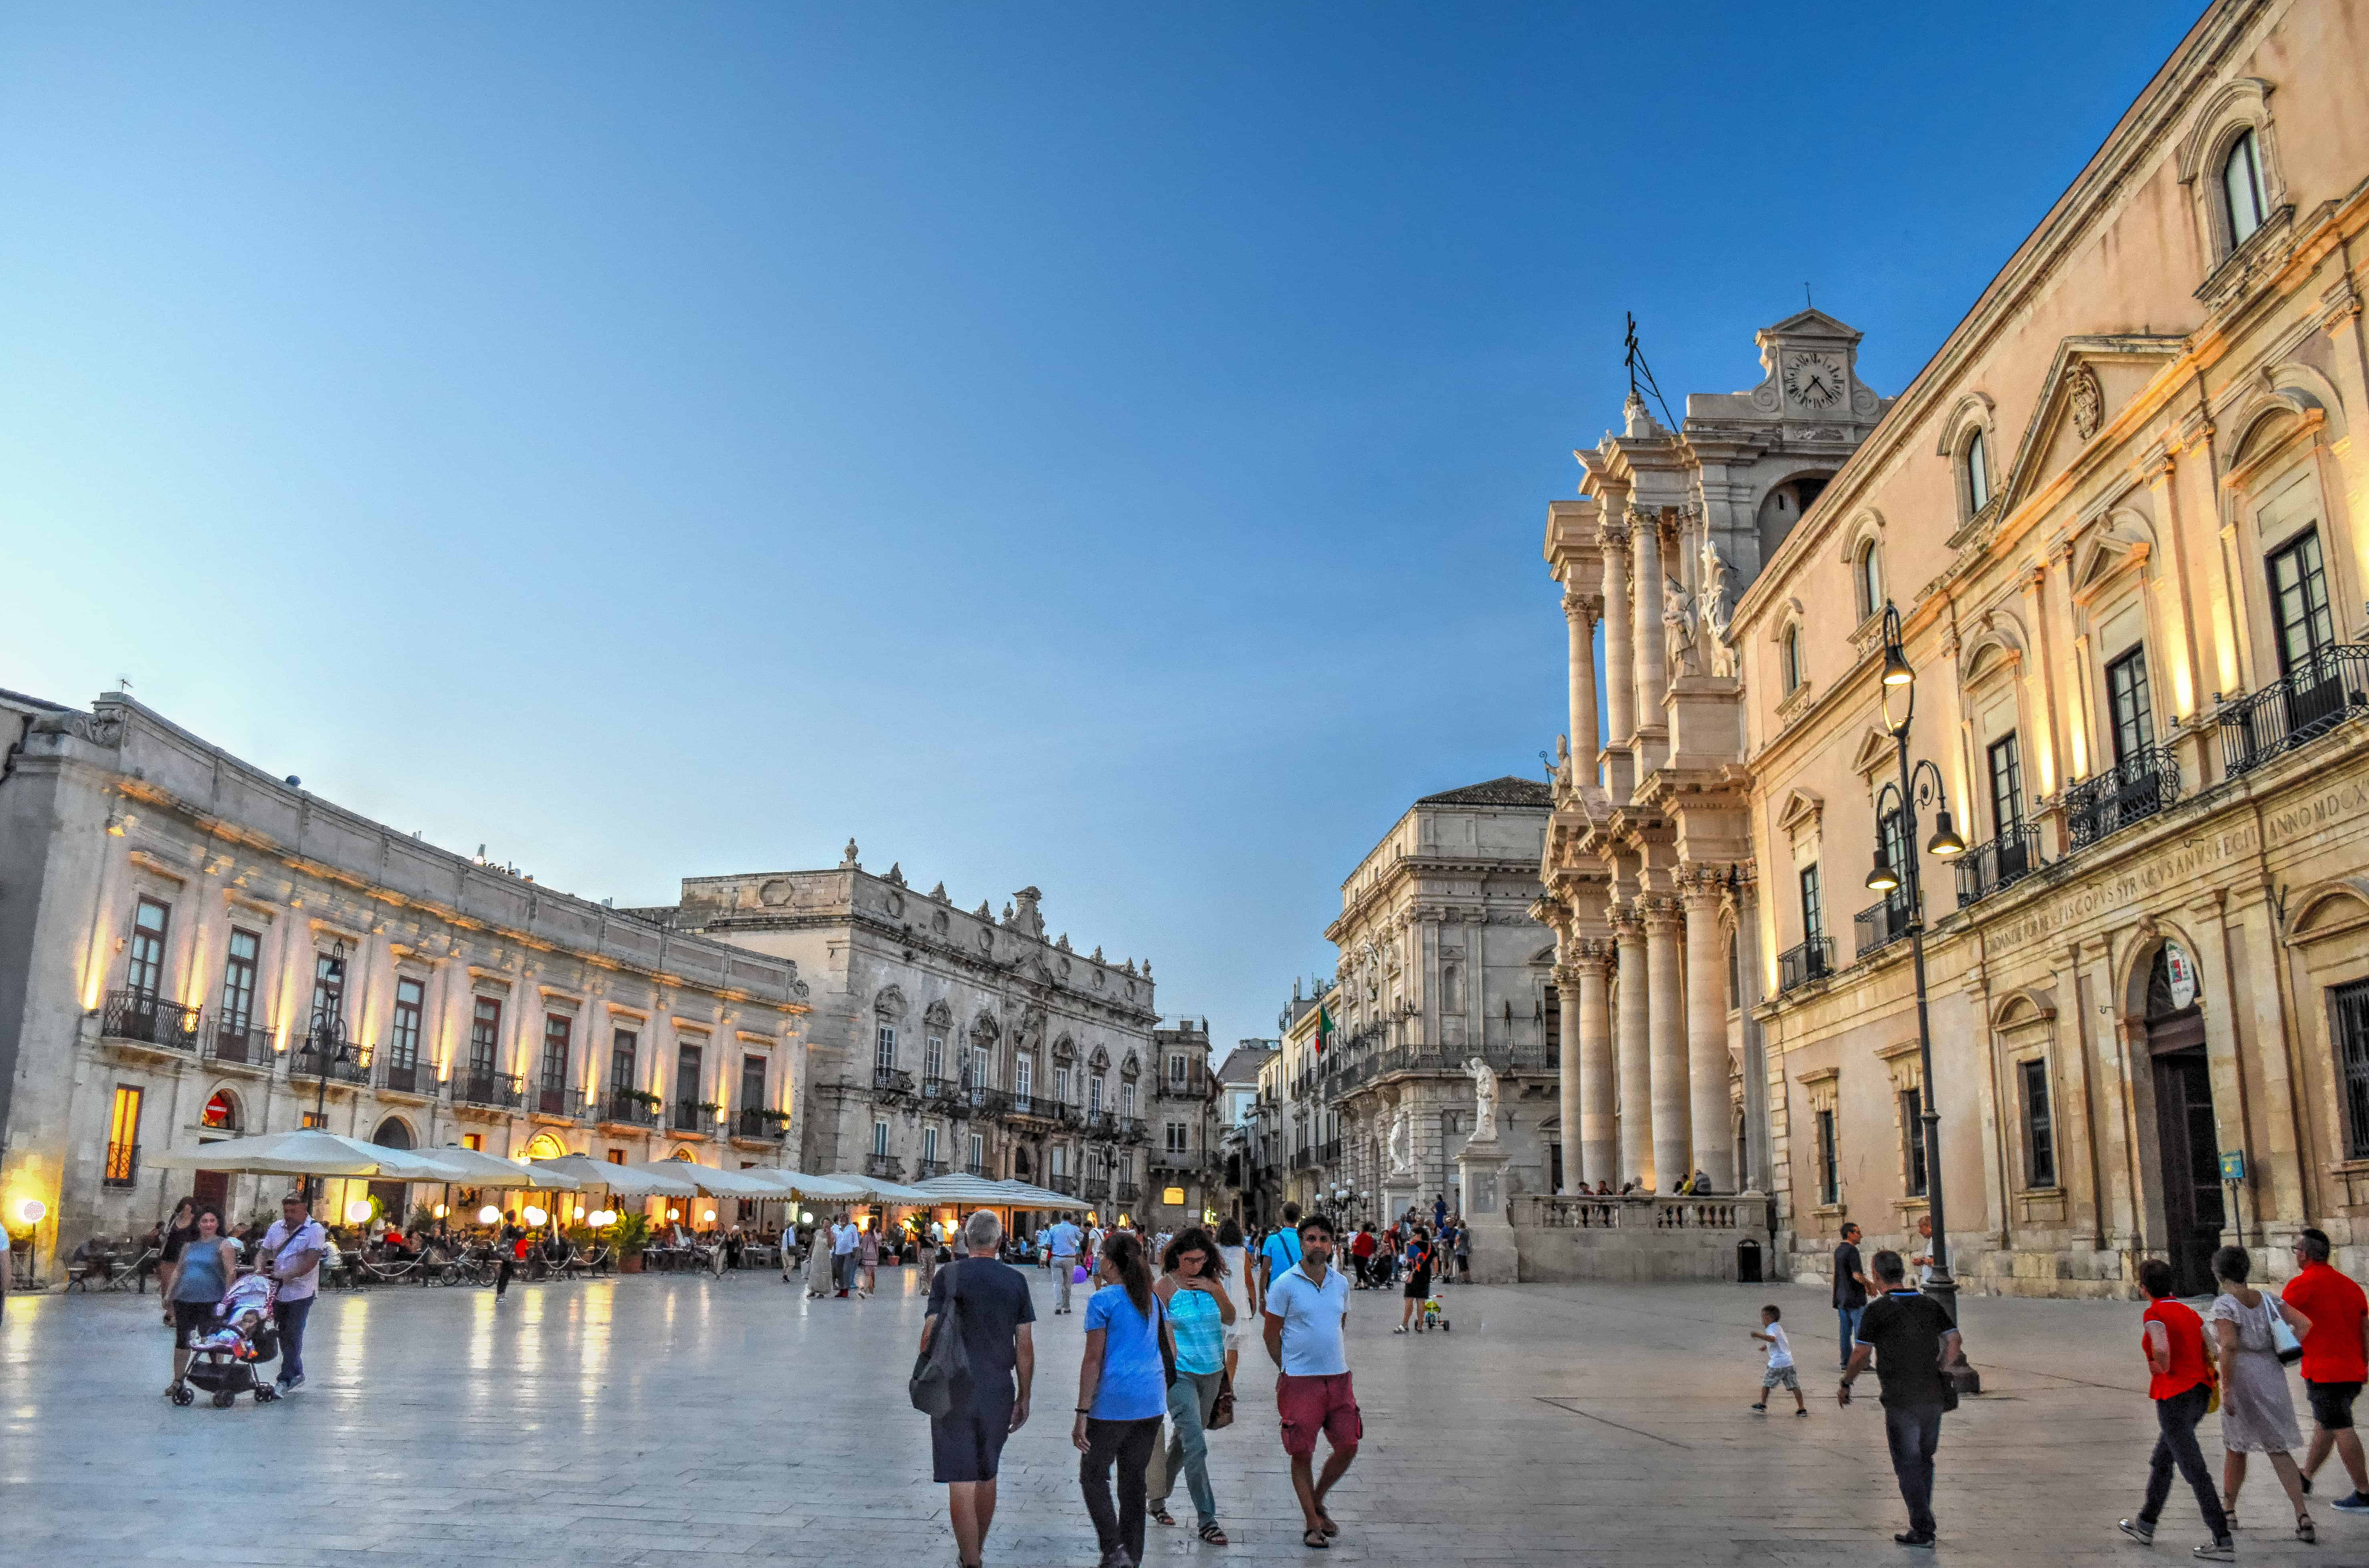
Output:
1158,1295,1178,1388
909,1261,970,1415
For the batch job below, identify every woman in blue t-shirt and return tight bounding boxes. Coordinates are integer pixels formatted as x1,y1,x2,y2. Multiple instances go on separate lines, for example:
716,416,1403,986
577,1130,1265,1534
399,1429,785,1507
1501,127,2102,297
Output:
1073,1232,1174,1568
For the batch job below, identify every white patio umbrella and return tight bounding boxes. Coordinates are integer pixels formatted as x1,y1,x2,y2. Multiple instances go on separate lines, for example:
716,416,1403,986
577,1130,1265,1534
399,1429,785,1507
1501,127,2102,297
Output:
912,1172,1053,1209
740,1168,873,1201
995,1179,1082,1210
149,1128,461,1180
430,1145,589,1190
816,1172,937,1204
619,1160,778,1200
529,1154,696,1198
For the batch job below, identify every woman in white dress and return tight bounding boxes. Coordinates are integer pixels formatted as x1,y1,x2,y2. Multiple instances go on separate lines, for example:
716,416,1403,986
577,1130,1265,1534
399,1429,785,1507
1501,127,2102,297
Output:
802,1216,833,1298
2208,1244,2316,1542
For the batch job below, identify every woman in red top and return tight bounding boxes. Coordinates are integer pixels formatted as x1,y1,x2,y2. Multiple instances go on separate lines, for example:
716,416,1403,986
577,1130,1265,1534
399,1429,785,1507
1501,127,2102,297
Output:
2119,1258,2232,1560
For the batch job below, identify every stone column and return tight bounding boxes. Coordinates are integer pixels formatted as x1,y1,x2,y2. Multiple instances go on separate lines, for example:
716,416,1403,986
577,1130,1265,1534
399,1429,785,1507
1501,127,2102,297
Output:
1575,944,1617,1187
1601,520,1634,746
1645,897,1690,1194
1682,874,1734,1193
1564,592,1600,777
1554,961,1583,1191
1613,907,1653,1189
1634,511,1667,723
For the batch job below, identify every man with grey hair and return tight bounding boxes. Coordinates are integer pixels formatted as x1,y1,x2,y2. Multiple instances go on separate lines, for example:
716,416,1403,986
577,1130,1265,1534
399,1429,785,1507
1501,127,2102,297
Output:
921,1209,1036,1568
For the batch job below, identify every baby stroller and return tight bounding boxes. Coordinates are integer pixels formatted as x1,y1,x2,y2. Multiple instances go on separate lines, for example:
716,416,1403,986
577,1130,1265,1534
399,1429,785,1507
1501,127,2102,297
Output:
175,1273,282,1407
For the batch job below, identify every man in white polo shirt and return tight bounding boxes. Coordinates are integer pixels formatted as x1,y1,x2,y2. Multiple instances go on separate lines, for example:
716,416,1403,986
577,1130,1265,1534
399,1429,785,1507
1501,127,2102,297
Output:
1263,1212,1358,1549
257,1191,328,1393
1044,1213,1083,1314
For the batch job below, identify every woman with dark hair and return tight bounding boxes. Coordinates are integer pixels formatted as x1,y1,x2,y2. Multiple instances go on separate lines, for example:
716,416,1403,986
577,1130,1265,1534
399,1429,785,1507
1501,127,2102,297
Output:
156,1196,197,1328
164,1206,235,1401
1396,1226,1434,1333
2208,1244,2315,1541
1215,1217,1249,1377
1073,1230,1173,1568
1146,1228,1235,1540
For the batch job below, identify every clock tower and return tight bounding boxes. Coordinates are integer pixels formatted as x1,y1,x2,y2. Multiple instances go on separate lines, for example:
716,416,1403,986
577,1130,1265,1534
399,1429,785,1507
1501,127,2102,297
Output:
1747,308,1878,425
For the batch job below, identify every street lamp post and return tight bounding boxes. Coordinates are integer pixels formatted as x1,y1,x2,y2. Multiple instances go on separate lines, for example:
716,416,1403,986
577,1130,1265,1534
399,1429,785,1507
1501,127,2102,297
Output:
302,937,363,1201
1860,605,1978,1391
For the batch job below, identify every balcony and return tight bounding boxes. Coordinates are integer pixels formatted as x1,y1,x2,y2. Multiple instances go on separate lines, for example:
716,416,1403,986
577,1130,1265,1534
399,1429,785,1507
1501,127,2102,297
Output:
964,1156,990,1176
1116,1181,1140,1206
922,1076,967,1115
102,1141,139,1189
1048,1172,1079,1196
1955,824,2045,909
1777,938,1832,995
970,1087,1012,1119
1290,1148,1315,1170
1151,1148,1210,1173
601,1094,660,1128
2221,645,2369,779
531,1084,585,1121
917,1157,950,1180
2063,745,2181,851
1318,1138,1341,1166
1083,1176,1111,1200
735,1110,788,1142
1084,1110,1120,1141
671,1100,715,1133
865,1152,904,1180
100,989,200,1052
1854,892,1915,961
1002,1092,1054,1121
205,1018,271,1067
288,1042,370,1087
869,1067,915,1104
1118,1116,1148,1144
453,1071,522,1111
1155,1069,1210,1101
378,1055,433,1097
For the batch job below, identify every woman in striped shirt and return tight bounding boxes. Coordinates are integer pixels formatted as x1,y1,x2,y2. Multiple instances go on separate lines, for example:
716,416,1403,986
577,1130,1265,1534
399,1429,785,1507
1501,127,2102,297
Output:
1148,1226,1237,1543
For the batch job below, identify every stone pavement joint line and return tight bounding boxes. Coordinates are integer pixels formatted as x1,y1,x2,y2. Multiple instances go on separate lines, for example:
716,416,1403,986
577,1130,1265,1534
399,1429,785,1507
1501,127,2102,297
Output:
4,1271,2361,1565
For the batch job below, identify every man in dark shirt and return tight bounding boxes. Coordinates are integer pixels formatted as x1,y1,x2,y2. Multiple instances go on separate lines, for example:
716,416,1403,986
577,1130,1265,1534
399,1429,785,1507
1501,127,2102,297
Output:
1841,1250,1963,1548
1832,1222,1871,1370
920,1209,1036,1568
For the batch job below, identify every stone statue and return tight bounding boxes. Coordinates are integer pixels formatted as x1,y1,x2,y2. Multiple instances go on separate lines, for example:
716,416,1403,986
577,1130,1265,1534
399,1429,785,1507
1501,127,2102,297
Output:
1662,577,1700,679
1388,1108,1414,1175
1463,1056,1500,1143
1697,539,1737,677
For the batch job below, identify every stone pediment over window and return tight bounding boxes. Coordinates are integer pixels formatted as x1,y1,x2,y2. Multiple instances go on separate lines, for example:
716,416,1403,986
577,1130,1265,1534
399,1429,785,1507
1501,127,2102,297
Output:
1089,1044,1111,1071
1850,729,1897,782
1053,1034,1077,1064
2001,336,2184,514
924,999,953,1028
875,985,908,1020
2069,514,2156,606
1775,788,1824,837
1120,1052,1141,1080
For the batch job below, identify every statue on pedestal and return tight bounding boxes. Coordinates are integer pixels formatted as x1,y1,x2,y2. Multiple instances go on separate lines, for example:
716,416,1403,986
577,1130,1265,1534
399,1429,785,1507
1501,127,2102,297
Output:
1462,1056,1500,1143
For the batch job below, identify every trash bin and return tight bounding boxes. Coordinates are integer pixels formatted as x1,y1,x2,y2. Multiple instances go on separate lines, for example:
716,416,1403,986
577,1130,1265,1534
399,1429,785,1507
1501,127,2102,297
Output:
1736,1237,1763,1284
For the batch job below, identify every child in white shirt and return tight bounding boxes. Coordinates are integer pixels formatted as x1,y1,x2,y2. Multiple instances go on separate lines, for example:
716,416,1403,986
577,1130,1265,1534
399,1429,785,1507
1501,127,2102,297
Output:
1750,1303,1806,1415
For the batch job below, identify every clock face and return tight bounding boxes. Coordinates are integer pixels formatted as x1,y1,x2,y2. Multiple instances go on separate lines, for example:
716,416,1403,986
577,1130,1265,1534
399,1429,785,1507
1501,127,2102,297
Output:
1784,352,1846,410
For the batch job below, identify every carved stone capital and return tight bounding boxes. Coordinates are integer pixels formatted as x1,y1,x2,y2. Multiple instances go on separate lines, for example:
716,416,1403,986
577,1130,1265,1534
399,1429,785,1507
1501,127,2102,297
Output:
1563,592,1601,627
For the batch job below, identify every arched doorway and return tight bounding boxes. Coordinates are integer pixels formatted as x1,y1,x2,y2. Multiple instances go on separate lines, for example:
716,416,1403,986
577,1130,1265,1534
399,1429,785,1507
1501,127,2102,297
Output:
2145,944,2224,1296
368,1116,418,1224
193,1090,241,1210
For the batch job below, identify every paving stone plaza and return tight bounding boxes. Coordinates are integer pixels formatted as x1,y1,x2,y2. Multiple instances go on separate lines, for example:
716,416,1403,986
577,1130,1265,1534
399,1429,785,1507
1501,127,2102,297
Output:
5,1266,2358,1566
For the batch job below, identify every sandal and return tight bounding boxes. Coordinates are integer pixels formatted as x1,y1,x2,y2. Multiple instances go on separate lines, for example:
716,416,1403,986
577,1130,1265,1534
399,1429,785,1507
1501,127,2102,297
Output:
1150,1506,1176,1527
1301,1528,1329,1550
1199,1522,1228,1545
1316,1511,1339,1537
2297,1514,2316,1544
1392,1325,1408,1334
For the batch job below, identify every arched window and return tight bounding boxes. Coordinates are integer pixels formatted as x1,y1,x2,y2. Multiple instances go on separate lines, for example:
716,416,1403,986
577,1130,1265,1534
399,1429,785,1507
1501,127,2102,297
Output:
202,1091,239,1131
2224,128,2267,246
1781,625,1804,694
1964,428,1991,514
1855,542,1883,622
370,1116,414,1150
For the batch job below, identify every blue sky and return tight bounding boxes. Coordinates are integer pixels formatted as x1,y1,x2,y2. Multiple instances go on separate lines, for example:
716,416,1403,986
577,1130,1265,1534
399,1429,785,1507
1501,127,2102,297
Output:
0,4,2200,1048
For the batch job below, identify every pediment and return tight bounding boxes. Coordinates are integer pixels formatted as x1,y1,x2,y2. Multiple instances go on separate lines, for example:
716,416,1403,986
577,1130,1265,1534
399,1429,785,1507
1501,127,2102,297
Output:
1850,728,1897,780
1775,788,1824,835
2069,515,2156,604
2001,336,2184,513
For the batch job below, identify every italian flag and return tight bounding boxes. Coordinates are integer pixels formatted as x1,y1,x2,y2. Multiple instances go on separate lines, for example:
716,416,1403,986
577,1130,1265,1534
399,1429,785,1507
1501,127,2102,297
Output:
1315,1003,1334,1053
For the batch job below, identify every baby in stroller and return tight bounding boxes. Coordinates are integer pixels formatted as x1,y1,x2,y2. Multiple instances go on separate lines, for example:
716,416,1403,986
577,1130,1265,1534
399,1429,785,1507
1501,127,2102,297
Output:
174,1272,282,1407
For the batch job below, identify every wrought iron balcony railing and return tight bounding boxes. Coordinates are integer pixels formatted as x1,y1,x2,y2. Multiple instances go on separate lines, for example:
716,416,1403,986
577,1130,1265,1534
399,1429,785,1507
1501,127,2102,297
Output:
1777,938,1833,995
103,1140,139,1188
2063,745,2181,851
454,1071,522,1110
206,1018,270,1066
865,1152,904,1180
531,1084,586,1120
1082,1176,1110,1200
1115,1181,1140,1205
736,1110,788,1142
1048,1172,1079,1196
1854,892,1916,960
378,1054,431,1096
289,1041,370,1085
1955,824,2045,909
101,989,201,1050
601,1094,660,1128
917,1157,950,1179
670,1100,714,1132
2220,645,2369,779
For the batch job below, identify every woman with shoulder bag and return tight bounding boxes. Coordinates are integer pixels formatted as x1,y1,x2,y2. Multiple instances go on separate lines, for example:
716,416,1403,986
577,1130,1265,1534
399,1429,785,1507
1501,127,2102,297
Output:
1074,1232,1172,1568
1146,1228,1234,1543
2208,1244,2316,1541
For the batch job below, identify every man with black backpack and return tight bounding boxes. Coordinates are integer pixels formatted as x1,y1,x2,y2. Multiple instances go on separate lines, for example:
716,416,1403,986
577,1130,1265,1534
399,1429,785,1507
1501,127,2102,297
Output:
917,1209,1036,1568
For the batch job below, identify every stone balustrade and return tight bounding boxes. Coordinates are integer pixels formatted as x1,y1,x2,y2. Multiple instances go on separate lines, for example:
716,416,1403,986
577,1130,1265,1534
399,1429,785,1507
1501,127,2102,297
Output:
1505,1191,1768,1281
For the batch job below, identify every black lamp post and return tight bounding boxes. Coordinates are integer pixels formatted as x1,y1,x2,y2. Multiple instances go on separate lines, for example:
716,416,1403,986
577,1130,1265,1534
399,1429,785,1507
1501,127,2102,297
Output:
1861,604,1977,1376
302,938,362,1199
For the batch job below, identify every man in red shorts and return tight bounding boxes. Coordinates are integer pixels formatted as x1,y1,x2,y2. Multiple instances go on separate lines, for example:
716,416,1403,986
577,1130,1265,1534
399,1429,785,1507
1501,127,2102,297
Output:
2284,1228,2369,1513
1262,1212,1357,1549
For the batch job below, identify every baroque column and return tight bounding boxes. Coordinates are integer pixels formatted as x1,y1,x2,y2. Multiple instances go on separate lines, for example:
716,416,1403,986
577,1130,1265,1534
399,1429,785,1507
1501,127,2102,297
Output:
1633,509,1667,724
1555,959,1584,1191
1644,895,1690,1193
1564,591,1600,775
1600,517,1635,747
1575,943,1616,1188
1681,870,1734,1193
1612,905,1653,1188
